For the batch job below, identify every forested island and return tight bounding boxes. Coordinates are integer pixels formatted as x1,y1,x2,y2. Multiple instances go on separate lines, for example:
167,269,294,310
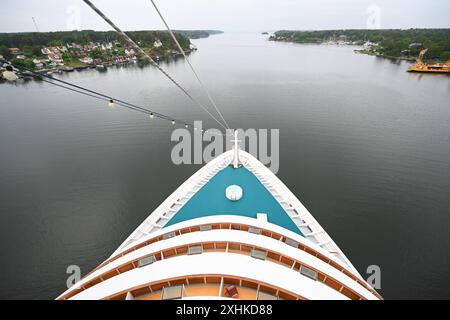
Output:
175,30,224,39
269,29,450,63
0,30,223,76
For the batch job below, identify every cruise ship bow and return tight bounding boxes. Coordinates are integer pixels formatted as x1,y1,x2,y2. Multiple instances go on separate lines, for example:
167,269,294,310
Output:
57,133,382,300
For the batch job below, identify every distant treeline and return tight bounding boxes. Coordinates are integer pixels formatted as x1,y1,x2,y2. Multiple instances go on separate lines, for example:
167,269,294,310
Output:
271,29,450,62
174,30,224,39
1,30,181,47
0,29,222,51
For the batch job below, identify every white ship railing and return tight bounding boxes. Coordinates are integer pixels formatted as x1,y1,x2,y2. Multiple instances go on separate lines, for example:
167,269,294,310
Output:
115,148,360,278
239,150,360,276
113,151,234,255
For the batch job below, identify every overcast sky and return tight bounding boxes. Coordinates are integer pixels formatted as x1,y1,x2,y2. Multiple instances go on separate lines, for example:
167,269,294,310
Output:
1,0,449,33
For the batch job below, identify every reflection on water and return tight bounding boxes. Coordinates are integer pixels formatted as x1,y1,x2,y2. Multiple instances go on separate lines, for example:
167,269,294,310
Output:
408,72,450,82
0,33,450,299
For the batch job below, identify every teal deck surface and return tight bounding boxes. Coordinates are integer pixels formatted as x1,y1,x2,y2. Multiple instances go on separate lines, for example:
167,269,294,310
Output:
165,166,303,236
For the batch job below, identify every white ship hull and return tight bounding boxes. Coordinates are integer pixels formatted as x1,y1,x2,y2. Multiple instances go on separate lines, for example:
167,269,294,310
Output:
57,150,381,300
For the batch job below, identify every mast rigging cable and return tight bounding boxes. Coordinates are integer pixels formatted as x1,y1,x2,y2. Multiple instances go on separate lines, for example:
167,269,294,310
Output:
1,59,230,137
82,0,228,130
149,0,230,129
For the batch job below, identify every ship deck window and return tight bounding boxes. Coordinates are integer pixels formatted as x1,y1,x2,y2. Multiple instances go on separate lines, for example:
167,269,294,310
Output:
137,255,156,267
251,249,267,260
161,285,184,300
200,224,212,231
162,231,176,240
285,238,299,248
300,265,318,280
257,291,278,300
248,227,261,235
188,245,203,255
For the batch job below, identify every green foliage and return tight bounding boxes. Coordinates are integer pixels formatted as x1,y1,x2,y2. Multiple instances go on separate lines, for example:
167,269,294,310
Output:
0,30,205,51
10,58,34,69
63,58,87,68
0,45,12,59
22,45,43,58
90,49,105,60
0,30,220,65
271,29,450,62
173,30,223,39
0,30,221,71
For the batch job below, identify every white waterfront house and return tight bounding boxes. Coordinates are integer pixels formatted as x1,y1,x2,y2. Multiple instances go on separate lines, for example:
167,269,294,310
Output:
153,39,163,48
79,57,94,65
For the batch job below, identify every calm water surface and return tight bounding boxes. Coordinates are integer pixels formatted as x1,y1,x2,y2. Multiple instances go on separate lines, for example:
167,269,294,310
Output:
1,33,450,299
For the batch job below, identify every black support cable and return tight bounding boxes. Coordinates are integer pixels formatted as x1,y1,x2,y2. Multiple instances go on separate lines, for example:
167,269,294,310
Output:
1,59,231,136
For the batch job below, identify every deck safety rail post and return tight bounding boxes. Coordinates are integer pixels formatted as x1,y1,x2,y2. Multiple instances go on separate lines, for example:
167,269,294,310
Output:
219,277,224,297
232,130,241,168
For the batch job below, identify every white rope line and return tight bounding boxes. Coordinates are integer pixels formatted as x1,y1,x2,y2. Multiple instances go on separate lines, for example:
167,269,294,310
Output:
149,0,231,130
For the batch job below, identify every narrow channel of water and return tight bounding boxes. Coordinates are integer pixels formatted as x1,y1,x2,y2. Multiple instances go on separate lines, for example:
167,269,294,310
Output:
0,32,449,299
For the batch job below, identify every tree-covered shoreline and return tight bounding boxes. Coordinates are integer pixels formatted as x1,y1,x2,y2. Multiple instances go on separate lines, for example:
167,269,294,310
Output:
269,29,450,63
0,29,222,48
174,30,224,39
0,30,223,79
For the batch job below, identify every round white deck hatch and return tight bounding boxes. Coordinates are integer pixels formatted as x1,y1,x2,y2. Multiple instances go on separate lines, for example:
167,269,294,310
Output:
225,185,243,201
